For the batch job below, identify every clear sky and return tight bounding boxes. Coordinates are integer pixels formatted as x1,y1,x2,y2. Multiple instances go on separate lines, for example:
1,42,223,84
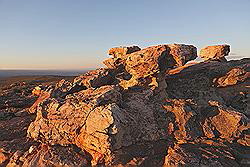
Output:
0,0,249,70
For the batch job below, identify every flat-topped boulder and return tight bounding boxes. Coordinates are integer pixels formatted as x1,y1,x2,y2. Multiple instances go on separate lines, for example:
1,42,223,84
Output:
200,44,230,61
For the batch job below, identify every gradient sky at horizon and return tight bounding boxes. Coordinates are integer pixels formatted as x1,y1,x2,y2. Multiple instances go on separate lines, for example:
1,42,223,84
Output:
0,0,250,69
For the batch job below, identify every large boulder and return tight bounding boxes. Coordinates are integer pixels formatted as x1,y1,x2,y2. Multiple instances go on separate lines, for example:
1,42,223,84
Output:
120,44,197,89
27,84,171,165
200,44,230,61
120,45,171,90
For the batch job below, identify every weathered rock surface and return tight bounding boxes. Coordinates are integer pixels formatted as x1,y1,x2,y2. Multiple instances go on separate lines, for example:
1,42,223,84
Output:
108,46,141,58
26,44,199,165
200,44,230,61
0,76,75,166
120,44,197,89
6,144,91,167
103,46,141,70
167,44,197,66
214,65,249,87
1,44,249,167
74,68,117,88
166,58,250,115
164,141,250,167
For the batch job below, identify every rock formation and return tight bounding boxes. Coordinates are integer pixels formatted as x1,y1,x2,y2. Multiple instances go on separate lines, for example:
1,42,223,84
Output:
1,44,249,167
0,76,75,166
200,44,230,62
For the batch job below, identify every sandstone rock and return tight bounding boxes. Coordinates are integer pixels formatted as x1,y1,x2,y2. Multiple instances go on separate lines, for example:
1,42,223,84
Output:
0,110,37,166
103,46,140,71
28,85,121,145
6,144,91,167
163,99,203,141
213,66,249,87
119,45,170,90
166,58,250,107
164,143,241,167
103,44,197,90
125,45,171,78
27,84,171,165
120,44,197,89
167,44,197,66
163,99,249,142
24,44,249,166
102,57,126,70
74,68,117,88
108,46,141,58
29,90,51,113
0,150,8,165
200,44,230,61
31,86,42,96
203,101,249,141
0,76,76,166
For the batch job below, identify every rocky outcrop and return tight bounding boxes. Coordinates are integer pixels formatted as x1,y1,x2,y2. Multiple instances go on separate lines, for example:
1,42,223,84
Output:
26,44,199,165
0,76,75,166
164,141,250,167
2,43,249,167
120,44,197,89
214,65,249,87
167,44,197,66
200,44,230,61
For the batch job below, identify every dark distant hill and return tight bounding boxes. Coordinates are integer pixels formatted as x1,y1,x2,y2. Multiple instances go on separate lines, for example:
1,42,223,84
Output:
0,75,75,90
0,70,89,78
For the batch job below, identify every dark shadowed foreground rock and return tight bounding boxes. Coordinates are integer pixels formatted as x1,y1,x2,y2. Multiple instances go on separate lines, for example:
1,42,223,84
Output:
200,44,230,61
3,44,249,166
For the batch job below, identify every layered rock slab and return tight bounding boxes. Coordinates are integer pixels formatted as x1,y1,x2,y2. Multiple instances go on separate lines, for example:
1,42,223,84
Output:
164,142,244,167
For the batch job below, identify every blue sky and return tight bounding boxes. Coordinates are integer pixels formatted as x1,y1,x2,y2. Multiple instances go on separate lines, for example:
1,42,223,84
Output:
0,0,249,69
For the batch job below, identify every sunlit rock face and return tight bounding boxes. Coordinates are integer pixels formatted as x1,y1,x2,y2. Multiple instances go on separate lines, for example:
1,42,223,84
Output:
200,44,230,61
4,43,248,166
